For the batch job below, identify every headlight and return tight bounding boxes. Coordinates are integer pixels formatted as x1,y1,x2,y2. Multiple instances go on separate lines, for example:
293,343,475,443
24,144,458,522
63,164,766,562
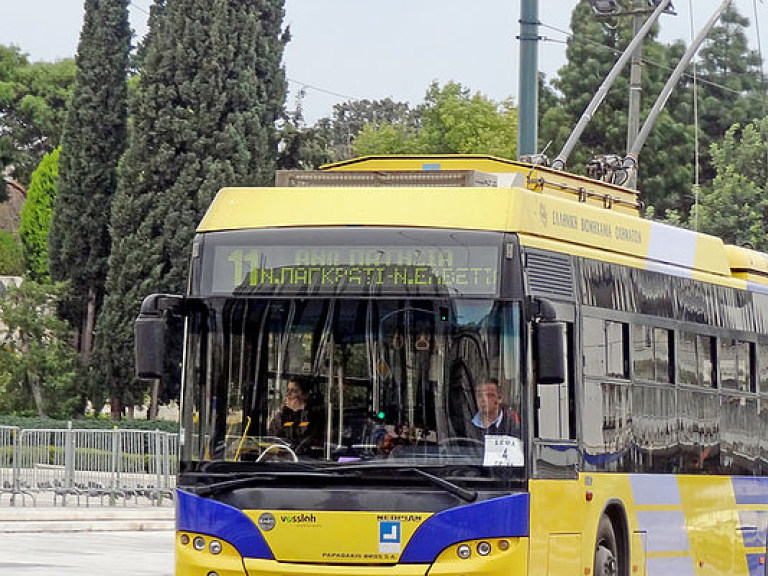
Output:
193,536,206,551
477,541,492,556
457,544,472,559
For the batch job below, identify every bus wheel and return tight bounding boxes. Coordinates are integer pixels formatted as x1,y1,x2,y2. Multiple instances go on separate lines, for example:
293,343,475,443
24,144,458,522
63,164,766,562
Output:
594,515,619,576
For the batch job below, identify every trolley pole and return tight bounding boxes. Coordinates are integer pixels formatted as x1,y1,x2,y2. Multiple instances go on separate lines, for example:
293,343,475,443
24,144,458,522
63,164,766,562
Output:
517,0,539,158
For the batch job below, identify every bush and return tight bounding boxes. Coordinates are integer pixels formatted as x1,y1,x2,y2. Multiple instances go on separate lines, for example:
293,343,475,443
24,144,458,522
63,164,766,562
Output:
0,231,24,276
0,416,178,433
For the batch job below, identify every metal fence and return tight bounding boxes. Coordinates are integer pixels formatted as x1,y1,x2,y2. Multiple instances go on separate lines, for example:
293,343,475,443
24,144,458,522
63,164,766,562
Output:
0,425,177,507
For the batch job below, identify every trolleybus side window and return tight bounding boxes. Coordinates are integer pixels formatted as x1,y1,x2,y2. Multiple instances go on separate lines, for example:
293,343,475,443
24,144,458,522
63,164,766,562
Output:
632,325,672,384
720,338,753,393
759,342,768,395
678,332,715,388
583,317,628,379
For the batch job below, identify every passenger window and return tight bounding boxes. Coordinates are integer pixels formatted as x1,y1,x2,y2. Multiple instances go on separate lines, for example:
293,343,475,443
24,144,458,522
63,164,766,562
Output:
632,325,672,383
583,317,606,376
698,335,714,388
759,343,768,395
606,321,628,379
721,339,752,393
654,328,671,383
679,332,714,387
583,317,627,379
679,332,696,385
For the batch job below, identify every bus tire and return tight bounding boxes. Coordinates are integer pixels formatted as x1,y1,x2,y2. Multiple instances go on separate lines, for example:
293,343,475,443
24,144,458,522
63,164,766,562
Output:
594,515,619,576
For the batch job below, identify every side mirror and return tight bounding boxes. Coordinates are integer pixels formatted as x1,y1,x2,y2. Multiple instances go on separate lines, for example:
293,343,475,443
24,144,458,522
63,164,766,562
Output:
536,321,566,385
135,294,184,380
135,314,166,379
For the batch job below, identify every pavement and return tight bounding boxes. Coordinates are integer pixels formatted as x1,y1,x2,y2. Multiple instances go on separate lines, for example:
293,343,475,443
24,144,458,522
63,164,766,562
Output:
0,505,175,533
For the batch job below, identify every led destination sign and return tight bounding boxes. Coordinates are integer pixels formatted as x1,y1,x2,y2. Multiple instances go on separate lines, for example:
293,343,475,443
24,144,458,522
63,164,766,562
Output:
209,245,500,296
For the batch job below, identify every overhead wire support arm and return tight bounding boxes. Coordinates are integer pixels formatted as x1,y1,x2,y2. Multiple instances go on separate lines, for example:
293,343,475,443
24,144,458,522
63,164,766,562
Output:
550,0,675,172
622,0,733,186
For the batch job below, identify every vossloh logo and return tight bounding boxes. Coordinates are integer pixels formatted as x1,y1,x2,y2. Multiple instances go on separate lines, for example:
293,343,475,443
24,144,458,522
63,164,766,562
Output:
280,512,317,524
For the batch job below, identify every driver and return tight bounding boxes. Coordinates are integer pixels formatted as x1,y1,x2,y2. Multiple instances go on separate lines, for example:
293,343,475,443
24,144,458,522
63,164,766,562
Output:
471,380,520,437
268,379,322,453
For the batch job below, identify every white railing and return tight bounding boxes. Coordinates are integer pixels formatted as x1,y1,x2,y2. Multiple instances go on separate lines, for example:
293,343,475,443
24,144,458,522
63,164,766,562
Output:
0,425,177,507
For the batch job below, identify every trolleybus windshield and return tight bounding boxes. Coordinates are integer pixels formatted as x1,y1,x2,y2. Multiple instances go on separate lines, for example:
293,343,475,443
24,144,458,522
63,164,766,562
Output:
181,296,523,473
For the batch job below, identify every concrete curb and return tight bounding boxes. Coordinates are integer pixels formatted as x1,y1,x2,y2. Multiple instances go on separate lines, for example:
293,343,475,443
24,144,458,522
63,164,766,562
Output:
0,507,175,533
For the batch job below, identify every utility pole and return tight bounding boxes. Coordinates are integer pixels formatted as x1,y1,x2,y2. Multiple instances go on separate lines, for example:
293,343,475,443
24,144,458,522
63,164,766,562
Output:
552,0,673,171
626,0,643,156
517,0,539,158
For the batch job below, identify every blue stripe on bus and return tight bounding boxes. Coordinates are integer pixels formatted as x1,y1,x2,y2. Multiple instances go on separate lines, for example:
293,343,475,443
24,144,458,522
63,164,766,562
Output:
636,510,691,553
630,475,681,506
583,450,627,466
646,556,695,576
176,489,274,559
399,492,529,563
421,163,441,170
738,510,768,548
733,477,768,505
747,553,764,576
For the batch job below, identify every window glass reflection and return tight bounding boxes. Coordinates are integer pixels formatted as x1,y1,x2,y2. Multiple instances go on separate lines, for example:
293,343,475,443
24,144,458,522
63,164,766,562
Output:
182,299,523,469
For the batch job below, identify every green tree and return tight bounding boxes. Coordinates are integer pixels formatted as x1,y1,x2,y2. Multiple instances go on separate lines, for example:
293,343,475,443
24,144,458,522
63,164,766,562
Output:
0,45,76,196
0,230,23,276
277,89,334,170
0,281,81,418
19,148,60,282
416,81,517,158
695,5,765,184
96,0,288,418
353,122,413,156
539,1,694,216
48,0,130,375
324,98,418,160
353,81,517,159
697,118,768,250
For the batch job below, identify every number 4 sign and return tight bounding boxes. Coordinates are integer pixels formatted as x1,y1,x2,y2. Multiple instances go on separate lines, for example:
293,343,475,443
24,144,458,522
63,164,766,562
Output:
483,435,524,467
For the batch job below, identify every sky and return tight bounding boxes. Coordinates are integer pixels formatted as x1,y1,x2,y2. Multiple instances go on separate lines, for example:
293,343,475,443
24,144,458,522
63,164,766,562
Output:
1,1,767,123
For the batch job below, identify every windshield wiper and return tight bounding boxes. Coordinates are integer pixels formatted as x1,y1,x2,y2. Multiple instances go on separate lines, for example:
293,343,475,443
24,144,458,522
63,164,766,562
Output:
320,464,478,502
407,468,477,502
188,470,339,497
189,465,477,502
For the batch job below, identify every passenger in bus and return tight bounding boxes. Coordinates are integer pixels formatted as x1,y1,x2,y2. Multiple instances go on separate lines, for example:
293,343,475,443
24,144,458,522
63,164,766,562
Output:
269,379,322,453
379,422,412,455
471,380,520,437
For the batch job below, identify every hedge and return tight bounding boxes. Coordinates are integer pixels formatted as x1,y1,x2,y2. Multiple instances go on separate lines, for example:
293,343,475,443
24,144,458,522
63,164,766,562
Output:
0,416,178,433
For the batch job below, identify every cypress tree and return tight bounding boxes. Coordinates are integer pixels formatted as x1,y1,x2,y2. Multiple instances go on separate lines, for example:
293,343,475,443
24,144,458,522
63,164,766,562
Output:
95,0,287,417
48,0,130,375
19,148,60,282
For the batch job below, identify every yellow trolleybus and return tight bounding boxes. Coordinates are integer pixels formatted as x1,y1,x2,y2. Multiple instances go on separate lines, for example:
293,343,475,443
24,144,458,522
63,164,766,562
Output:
136,155,768,576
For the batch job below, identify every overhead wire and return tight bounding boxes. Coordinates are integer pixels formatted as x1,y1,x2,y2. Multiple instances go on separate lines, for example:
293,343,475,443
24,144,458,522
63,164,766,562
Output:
128,1,150,17
286,78,361,103
538,20,747,97
753,0,768,188
754,0,767,117
690,0,700,231
127,2,360,109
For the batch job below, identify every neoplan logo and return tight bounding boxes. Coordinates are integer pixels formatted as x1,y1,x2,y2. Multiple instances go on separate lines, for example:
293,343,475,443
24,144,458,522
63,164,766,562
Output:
280,513,317,524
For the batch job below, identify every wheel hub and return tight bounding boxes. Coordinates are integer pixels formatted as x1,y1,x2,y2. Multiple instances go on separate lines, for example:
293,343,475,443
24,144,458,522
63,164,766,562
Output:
595,544,617,576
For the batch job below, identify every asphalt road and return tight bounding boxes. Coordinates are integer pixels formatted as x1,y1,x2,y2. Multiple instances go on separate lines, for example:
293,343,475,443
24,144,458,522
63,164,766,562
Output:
0,530,174,575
